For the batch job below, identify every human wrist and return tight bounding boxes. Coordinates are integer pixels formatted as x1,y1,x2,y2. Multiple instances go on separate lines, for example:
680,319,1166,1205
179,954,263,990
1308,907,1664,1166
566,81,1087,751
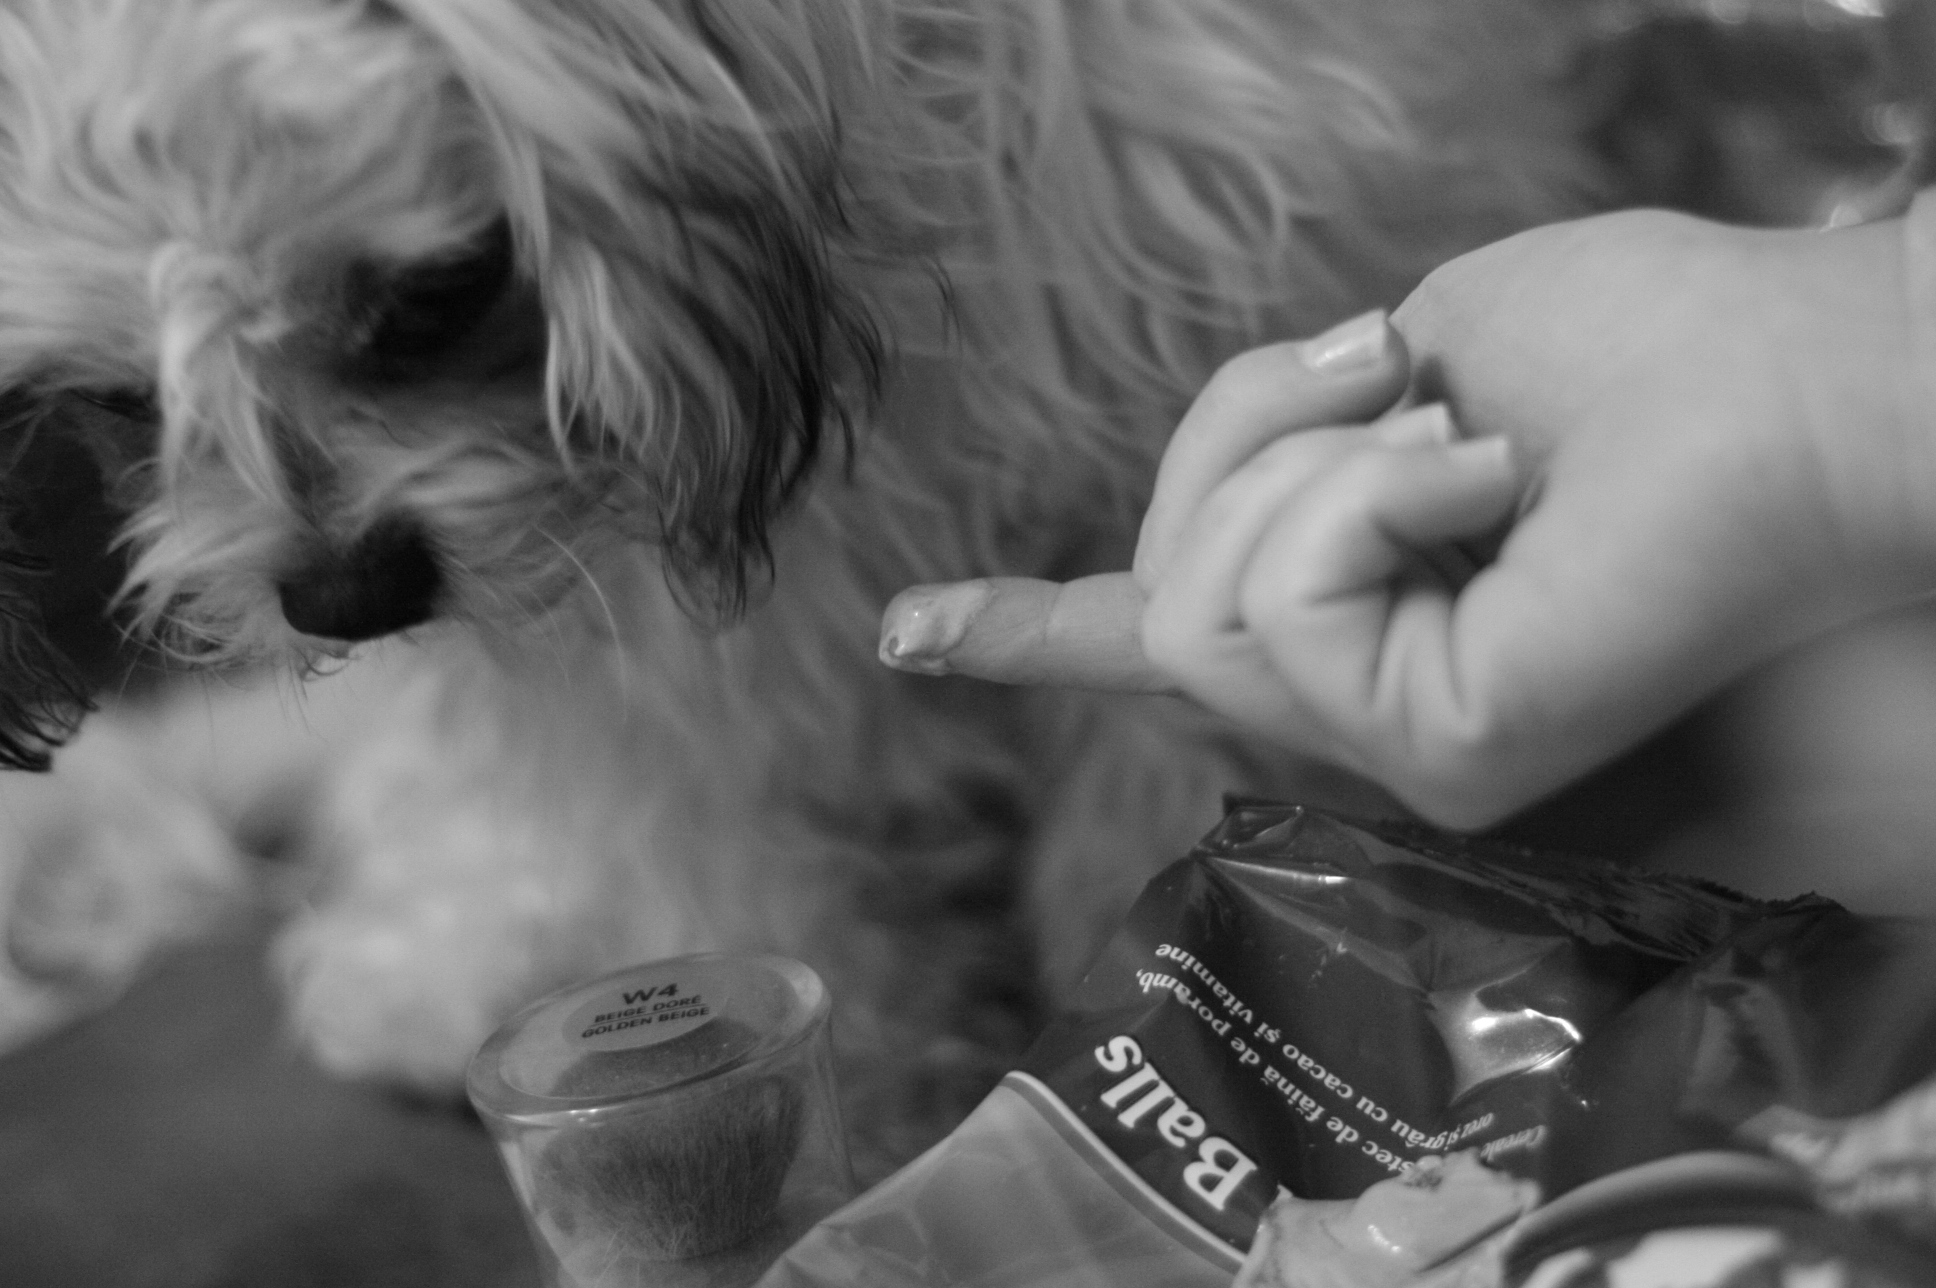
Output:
1737,216,1933,592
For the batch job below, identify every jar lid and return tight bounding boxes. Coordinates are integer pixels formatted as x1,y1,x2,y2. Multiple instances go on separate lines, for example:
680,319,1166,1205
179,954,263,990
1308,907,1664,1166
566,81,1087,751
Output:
466,952,828,1124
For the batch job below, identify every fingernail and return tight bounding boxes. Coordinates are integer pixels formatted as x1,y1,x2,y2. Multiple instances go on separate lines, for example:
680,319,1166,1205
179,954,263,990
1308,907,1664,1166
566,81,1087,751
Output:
879,581,995,675
1447,435,1513,475
1299,309,1389,372
1378,402,1456,447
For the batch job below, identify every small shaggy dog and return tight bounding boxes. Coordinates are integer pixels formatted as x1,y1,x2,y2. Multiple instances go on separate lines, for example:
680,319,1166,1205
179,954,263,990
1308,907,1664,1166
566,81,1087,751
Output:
0,0,1610,1175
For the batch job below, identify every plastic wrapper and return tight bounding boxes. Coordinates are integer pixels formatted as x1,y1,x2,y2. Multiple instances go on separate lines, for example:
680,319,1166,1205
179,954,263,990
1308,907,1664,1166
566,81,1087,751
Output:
758,804,1936,1288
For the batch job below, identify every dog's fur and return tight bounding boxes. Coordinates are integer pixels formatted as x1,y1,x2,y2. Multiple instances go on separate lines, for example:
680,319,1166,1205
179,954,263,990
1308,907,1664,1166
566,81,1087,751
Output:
0,0,1612,1177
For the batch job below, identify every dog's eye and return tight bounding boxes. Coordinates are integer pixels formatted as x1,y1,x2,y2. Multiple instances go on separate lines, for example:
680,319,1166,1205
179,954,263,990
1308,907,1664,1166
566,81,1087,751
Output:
69,385,158,421
360,220,515,372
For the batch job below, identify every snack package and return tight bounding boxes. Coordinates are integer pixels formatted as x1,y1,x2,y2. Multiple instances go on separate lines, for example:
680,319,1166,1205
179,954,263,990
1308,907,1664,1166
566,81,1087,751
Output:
1498,902,1936,1285
758,804,1936,1288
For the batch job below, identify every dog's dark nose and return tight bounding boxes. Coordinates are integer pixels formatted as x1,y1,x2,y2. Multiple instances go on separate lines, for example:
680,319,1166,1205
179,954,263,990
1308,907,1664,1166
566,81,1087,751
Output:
276,519,442,641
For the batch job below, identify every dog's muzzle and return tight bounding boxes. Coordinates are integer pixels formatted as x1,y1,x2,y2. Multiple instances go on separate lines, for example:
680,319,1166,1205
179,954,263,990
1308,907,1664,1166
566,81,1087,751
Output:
276,518,442,642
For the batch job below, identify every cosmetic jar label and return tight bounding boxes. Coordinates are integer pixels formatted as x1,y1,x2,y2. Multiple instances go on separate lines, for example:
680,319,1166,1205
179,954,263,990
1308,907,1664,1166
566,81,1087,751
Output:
563,960,730,1053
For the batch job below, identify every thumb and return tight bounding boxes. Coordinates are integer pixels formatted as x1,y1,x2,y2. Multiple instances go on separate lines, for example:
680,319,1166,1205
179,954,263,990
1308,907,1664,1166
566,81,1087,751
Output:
878,573,1171,693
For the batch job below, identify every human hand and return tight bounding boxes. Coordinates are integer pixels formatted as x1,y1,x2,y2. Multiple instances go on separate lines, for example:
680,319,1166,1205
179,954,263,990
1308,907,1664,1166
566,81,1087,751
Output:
875,310,1422,692
881,210,1932,828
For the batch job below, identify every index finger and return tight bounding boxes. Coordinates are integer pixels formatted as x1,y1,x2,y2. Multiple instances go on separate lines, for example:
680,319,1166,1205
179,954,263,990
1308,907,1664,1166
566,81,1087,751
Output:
879,573,1172,692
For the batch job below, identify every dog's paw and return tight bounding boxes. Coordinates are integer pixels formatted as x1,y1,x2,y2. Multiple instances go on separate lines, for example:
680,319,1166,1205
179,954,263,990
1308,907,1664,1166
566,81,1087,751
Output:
273,896,549,1094
270,756,675,1093
266,715,593,1093
0,714,250,1054
274,830,713,1093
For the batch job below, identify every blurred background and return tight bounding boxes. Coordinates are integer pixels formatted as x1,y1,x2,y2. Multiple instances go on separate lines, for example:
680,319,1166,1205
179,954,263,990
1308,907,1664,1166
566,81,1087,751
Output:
8,1,1936,1284
0,908,538,1287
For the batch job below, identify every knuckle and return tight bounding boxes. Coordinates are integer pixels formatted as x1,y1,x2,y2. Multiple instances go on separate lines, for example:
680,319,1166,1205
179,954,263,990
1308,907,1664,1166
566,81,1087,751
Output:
1234,568,1289,638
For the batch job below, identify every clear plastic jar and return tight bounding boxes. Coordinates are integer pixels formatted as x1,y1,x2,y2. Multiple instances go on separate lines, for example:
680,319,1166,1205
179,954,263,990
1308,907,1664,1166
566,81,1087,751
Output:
468,953,855,1288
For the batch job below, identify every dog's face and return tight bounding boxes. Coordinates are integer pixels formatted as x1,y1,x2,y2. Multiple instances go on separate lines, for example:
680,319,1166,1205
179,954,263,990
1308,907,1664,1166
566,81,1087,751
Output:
0,0,885,766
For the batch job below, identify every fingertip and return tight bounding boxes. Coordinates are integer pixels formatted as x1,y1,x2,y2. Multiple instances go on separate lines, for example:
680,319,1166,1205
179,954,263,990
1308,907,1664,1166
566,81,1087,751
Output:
882,574,1173,693
1378,434,1521,542
878,580,996,675
1447,433,1513,477
1375,402,1457,448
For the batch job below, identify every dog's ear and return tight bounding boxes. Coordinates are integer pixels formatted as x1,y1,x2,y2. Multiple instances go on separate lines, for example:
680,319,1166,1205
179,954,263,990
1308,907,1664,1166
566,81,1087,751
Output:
391,0,885,616
0,546,91,772
0,398,114,771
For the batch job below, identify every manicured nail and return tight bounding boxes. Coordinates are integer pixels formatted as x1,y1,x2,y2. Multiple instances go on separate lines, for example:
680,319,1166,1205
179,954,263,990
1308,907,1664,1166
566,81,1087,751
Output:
1299,309,1389,372
1377,402,1456,447
879,581,995,675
